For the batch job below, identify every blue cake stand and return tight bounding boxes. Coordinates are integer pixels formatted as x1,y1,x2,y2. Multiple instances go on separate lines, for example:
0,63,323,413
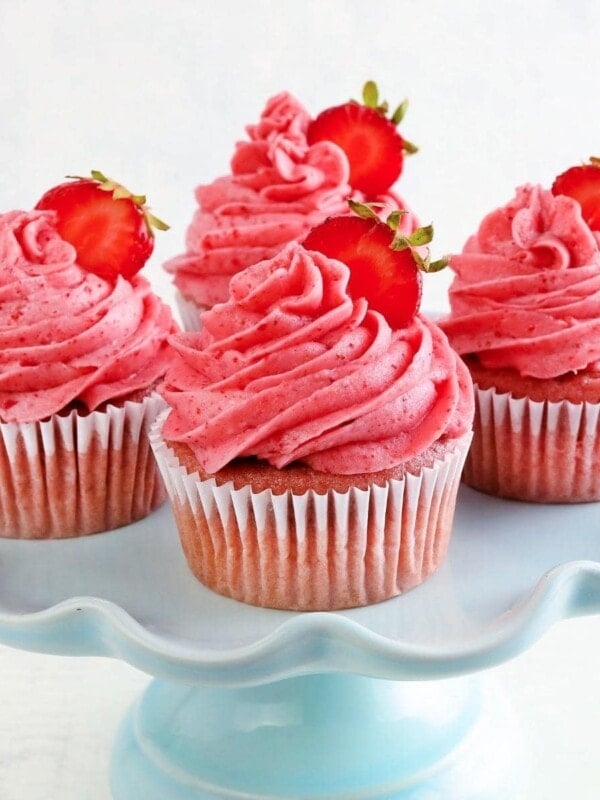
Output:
0,486,598,799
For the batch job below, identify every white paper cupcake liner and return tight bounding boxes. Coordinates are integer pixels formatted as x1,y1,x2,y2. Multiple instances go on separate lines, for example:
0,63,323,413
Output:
175,291,208,332
464,385,600,503
150,414,471,610
0,394,167,539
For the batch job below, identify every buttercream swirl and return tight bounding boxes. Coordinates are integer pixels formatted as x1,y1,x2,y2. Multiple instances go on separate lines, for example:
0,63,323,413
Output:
166,92,417,307
0,210,175,423
442,184,600,379
161,242,473,475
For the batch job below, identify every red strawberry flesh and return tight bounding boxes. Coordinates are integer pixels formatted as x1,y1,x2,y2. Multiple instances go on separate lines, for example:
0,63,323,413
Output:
36,179,154,281
303,216,422,328
551,163,600,231
307,103,404,197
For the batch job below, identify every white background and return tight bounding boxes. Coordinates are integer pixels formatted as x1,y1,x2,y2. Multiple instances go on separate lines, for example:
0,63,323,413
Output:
0,1,599,797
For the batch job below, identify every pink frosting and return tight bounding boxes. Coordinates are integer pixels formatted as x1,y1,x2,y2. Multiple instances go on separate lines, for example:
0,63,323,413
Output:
0,210,176,423
161,242,473,475
165,92,417,307
442,184,600,379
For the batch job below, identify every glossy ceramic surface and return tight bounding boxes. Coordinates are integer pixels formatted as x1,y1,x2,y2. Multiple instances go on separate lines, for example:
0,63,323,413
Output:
0,486,598,685
110,672,525,799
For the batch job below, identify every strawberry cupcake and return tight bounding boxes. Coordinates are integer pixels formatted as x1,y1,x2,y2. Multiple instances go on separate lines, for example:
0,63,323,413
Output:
0,173,176,538
152,207,473,610
442,160,600,502
165,82,419,330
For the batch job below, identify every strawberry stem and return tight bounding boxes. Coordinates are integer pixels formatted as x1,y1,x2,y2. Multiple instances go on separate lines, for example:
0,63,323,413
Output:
91,169,109,183
86,169,170,236
348,198,381,220
385,209,408,231
363,81,379,108
402,138,419,155
346,200,447,274
389,222,447,274
146,212,170,232
357,81,418,154
407,225,434,247
425,256,450,273
391,225,433,250
391,234,410,251
392,100,408,125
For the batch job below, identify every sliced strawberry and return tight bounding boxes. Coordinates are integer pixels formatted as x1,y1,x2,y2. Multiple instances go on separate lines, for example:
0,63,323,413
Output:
307,81,417,197
35,171,168,281
551,158,600,230
304,202,447,328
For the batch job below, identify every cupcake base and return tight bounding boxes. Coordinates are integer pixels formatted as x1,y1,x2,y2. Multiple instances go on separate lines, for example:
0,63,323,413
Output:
151,418,470,610
175,290,207,332
0,395,167,539
465,384,600,503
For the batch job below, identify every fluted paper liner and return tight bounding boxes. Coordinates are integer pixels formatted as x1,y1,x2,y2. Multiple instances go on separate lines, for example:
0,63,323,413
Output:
0,394,167,539
175,291,207,332
151,414,471,610
464,384,600,503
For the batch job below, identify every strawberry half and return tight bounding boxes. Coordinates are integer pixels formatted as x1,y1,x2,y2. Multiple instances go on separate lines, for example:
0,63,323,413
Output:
307,81,417,197
551,157,600,231
35,171,168,281
303,202,447,329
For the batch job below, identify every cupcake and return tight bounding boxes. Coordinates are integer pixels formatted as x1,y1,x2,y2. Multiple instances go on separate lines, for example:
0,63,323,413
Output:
441,163,600,502
0,173,176,538
152,207,473,610
165,82,419,329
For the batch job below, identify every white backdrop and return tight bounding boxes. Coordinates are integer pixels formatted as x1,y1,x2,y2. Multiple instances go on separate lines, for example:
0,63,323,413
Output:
3,0,600,312
1,2,599,798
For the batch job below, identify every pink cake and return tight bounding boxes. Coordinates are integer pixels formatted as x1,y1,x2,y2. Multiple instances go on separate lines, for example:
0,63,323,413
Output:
0,209,176,538
152,241,473,610
164,91,417,329
442,183,600,502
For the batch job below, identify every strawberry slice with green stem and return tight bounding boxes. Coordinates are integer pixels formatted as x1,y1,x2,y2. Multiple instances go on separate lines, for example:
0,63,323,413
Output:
303,201,447,329
551,157,600,231
35,170,169,282
307,81,417,197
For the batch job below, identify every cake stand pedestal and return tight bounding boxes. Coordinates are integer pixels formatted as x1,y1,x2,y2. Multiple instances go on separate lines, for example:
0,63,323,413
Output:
0,487,598,799
111,672,522,800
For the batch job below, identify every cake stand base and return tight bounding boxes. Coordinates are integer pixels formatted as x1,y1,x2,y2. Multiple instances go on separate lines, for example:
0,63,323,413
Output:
110,672,525,799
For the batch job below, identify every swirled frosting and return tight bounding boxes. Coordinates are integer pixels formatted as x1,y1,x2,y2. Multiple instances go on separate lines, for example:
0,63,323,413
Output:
442,184,600,379
0,210,176,423
165,92,417,307
161,242,473,475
